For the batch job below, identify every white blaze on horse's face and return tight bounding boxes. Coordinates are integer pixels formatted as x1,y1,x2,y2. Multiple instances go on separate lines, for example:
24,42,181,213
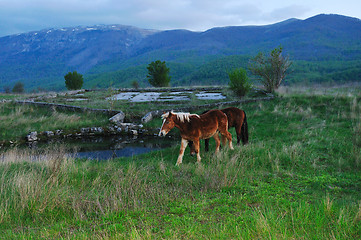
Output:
159,118,168,137
159,113,174,137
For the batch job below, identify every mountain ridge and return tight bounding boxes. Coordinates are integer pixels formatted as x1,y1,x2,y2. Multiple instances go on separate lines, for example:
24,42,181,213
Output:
1,14,361,90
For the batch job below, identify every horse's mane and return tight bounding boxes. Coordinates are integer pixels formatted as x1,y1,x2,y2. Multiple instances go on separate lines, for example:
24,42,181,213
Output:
161,111,199,123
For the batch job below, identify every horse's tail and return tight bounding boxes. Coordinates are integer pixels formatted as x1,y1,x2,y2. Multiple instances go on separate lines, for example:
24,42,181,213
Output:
241,111,249,145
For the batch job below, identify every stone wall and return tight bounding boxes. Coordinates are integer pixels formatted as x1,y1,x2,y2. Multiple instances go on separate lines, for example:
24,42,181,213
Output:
25,123,146,142
102,86,224,93
141,96,274,123
16,100,122,116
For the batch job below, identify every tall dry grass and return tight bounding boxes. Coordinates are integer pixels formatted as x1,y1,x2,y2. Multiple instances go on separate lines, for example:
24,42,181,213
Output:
0,142,254,227
351,97,361,166
0,146,74,224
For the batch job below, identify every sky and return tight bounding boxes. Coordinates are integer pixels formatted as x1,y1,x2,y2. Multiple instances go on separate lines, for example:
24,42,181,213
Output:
0,0,360,37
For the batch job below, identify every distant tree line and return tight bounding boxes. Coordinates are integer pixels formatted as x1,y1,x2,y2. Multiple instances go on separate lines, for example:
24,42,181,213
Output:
143,46,292,95
3,81,25,94
4,50,354,93
82,54,360,89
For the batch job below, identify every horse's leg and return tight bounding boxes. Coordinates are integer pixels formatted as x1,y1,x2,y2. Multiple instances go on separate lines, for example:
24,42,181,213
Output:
193,139,202,162
229,133,234,150
176,138,188,166
220,129,234,150
227,132,234,150
188,140,196,156
204,138,209,152
241,112,249,145
213,133,221,153
221,134,226,147
235,124,242,145
219,115,234,150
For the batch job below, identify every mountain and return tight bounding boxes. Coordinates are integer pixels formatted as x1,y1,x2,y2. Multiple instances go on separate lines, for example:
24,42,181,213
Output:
0,14,361,90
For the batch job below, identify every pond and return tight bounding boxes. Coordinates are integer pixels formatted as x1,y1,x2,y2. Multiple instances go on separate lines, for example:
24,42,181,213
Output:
22,135,178,160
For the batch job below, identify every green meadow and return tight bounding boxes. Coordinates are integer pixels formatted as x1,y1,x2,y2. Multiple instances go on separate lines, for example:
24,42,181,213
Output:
0,87,360,239
0,102,110,141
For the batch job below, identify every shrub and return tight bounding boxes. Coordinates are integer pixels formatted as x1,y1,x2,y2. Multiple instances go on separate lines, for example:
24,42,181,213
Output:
64,71,83,90
12,82,25,93
131,80,140,89
4,86,11,94
228,68,252,97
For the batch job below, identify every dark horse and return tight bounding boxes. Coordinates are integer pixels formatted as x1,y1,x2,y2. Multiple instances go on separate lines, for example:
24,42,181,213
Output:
189,107,248,155
159,110,234,166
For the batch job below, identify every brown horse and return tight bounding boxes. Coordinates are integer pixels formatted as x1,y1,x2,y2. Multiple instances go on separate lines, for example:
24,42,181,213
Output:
159,110,234,166
189,107,248,155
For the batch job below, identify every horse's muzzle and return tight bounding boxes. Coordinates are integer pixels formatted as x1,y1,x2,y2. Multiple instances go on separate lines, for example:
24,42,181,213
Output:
158,130,166,137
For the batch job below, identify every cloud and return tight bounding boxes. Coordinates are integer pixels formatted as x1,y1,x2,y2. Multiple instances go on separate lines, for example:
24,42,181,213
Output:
0,0,360,37
262,5,310,22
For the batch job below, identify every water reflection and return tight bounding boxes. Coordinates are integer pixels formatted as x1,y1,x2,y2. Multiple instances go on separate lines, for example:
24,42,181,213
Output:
76,147,156,159
26,135,177,160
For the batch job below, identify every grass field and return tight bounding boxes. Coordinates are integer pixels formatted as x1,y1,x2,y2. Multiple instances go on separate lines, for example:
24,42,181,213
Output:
0,87,360,239
0,102,110,142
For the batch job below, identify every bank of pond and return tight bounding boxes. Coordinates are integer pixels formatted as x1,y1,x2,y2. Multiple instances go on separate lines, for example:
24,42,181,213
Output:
1,135,178,161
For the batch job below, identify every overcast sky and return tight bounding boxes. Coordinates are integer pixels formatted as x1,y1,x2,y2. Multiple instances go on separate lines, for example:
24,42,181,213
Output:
0,0,360,37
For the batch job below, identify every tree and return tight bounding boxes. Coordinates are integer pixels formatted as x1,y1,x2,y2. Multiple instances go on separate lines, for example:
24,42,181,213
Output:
4,86,11,94
228,68,252,98
131,80,140,89
12,82,24,93
146,60,171,87
249,46,292,93
64,71,83,90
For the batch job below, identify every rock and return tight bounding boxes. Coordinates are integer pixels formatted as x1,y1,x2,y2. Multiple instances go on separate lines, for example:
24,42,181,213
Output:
109,112,125,124
107,126,116,134
26,132,38,142
44,131,54,137
81,128,90,134
131,130,138,135
55,130,63,135
141,112,153,123
91,127,104,133
118,123,143,130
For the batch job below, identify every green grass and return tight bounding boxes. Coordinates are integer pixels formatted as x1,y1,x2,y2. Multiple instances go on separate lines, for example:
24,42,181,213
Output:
0,89,361,239
0,102,110,141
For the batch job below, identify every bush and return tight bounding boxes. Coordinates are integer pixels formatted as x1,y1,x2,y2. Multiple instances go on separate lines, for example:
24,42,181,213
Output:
64,71,83,90
12,82,25,93
131,80,140,89
228,68,252,97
